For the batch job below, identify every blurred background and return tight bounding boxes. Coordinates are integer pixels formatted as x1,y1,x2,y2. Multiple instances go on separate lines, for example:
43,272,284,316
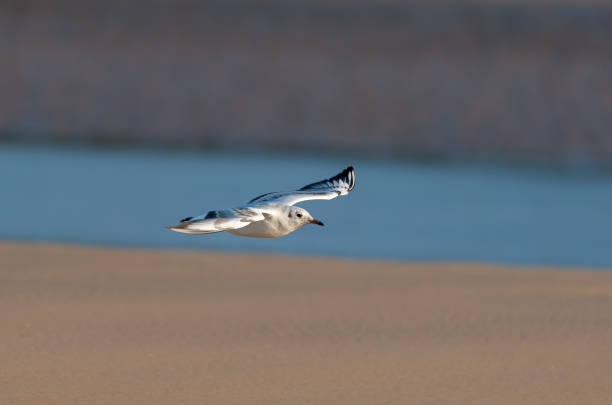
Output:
2,0,611,267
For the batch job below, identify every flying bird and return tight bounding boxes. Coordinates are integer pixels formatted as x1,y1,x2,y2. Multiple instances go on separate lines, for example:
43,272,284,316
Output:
165,166,355,238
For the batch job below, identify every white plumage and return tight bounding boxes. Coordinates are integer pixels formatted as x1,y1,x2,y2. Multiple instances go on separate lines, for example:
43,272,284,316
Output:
165,166,355,238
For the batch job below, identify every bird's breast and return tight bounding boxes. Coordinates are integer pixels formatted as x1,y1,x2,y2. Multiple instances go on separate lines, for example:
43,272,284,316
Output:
226,216,293,238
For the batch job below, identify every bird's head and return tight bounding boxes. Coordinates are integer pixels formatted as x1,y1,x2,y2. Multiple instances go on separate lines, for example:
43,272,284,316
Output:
287,206,324,228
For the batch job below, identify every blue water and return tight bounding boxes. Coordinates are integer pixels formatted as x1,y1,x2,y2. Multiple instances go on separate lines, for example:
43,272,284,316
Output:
2,144,611,268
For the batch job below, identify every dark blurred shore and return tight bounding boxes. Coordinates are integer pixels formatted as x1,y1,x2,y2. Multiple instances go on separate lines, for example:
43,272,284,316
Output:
2,1,612,163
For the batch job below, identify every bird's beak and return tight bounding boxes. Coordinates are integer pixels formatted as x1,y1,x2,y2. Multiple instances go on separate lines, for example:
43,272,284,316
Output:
310,219,325,226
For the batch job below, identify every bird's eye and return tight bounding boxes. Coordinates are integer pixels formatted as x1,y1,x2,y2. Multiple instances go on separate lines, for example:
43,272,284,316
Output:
297,213,302,218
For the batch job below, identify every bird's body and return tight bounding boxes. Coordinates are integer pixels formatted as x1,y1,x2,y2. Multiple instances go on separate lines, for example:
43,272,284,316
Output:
165,166,355,238
226,205,293,238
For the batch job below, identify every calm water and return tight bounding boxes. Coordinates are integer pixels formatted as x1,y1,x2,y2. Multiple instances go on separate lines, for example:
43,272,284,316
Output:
2,144,611,268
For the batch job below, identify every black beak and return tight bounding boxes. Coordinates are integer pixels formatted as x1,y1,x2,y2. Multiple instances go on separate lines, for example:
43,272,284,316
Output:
310,219,325,226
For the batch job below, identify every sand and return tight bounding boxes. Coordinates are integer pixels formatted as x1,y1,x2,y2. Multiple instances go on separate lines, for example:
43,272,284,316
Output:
1,242,612,404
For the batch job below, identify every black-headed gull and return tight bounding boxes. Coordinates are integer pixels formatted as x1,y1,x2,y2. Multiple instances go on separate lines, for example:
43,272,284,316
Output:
165,166,355,238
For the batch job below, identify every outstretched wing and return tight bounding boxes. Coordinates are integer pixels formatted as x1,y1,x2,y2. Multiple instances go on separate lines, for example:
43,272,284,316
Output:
165,207,268,234
248,166,355,207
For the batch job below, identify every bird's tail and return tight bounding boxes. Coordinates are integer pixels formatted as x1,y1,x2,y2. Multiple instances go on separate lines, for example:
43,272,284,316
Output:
164,217,222,234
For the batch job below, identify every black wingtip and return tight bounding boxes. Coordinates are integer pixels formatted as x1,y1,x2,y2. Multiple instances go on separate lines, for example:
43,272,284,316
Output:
180,216,193,223
344,166,355,191
297,165,356,192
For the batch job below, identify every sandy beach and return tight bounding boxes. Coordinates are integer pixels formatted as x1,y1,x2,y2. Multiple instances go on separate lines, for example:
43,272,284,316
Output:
2,241,612,404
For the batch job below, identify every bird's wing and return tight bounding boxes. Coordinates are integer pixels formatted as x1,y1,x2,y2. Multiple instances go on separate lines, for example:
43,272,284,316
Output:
165,207,269,234
248,166,355,207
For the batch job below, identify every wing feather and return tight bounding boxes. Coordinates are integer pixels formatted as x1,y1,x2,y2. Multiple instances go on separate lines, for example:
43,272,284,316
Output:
248,166,355,206
165,207,266,234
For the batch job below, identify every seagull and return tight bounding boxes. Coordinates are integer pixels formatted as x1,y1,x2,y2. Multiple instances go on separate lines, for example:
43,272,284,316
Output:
165,166,355,238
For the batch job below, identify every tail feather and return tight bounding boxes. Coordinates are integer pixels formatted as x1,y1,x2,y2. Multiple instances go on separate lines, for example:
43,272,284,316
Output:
164,220,222,234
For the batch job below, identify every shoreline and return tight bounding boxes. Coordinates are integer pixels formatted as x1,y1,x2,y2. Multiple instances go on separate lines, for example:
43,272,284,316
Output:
4,237,612,272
